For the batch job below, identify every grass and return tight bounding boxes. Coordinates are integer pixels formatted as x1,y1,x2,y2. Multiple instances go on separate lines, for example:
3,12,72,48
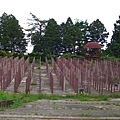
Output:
30,81,37,85
0,90,20,100
76,114,120,117
65,93,110,101
0,90,120,109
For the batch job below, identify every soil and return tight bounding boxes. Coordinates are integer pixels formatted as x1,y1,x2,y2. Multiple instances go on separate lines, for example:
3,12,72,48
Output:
0,64,120,120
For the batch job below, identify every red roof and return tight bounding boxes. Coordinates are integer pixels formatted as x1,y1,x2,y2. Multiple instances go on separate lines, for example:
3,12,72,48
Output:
84,42,102,48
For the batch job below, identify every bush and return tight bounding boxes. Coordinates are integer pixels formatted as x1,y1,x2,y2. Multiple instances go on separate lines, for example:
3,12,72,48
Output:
12,52,24,58
101,56,120,61
0,50,8,56
60,53,72,58
60,52,84,59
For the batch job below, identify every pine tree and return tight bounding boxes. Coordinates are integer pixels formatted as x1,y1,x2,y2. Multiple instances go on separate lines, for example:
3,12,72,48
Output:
26,13,47,53
0,12,27,52
61,17,83,54
74,20,89,55
43,18,61,56
60,17,75,53
106,16,120,57
88,19,109,46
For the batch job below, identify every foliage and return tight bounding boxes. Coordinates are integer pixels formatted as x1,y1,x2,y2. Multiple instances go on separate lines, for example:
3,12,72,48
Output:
26,13,47,53
106,16,120,58
88,19,109,47
0,50,25,58
74,20,89,55
101,55,120,60
43,18,62,55
60,17,84,55
10,98,22,108
75,20,89,42
60,52,73,58
26,15,110,57
27,52,41,62
0,12,27,52
13,52,24,58
58,18,106,57
1,12,120,58
0,50,8,56
0,91,19,100
61,17,74,49
30,81,37,85
60,52,84,59
0,90,120,109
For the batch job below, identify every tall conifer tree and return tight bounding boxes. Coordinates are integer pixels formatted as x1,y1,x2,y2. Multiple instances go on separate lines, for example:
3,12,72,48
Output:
0,12,27,52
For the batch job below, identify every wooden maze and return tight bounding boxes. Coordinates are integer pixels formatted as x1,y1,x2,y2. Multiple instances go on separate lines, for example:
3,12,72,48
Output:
47,57,120,94
0,56,35,94
0,56,120,94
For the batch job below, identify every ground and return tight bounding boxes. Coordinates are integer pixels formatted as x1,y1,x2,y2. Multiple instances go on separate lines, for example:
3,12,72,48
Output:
0,63,120,120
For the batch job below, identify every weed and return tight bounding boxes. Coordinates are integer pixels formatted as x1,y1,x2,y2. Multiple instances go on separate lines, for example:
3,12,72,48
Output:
0,91,19,100
0,91,120,110
37,66,40,69
53,102,56,105
105,102,111,105
0,107,6,111
10,98,22,108
30,81,37,85
78,114,89,117
53,102,58,109
34,112,38,115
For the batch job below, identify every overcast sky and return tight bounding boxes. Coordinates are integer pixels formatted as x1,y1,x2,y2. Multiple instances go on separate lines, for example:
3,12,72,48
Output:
0,0,120,52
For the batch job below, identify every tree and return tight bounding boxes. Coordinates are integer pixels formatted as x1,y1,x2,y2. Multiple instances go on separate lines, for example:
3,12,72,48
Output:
26,13,47,53
61,17,86,55
60,17,77,54
88,19,109,46
0,12,27,52
66,17,73,27
43,18,62,56
106,16,120,57
74,20,89,55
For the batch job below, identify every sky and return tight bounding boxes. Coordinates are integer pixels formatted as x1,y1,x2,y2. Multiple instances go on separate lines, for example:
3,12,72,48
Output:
0,0,120,52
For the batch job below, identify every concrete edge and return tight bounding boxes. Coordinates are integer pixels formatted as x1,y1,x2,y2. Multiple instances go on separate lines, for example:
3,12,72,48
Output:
0,115,120,119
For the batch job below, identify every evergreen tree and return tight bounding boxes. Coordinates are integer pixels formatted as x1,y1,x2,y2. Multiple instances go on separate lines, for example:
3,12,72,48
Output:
60,17,76,53
64,25,83,54
61,17,84,55
88,19,109,46
59,22,67,53
75,20,89,55
66,17,73,27
43,18,61,56
26,13,47,52
106,16,120,57
0,12,27,52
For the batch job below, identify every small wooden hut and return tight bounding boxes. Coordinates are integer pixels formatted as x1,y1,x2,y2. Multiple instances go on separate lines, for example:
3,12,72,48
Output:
84,42,102,60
